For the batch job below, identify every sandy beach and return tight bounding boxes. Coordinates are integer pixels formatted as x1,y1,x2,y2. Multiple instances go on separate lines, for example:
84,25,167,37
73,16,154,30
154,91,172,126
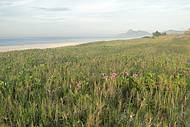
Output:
0,42,80,52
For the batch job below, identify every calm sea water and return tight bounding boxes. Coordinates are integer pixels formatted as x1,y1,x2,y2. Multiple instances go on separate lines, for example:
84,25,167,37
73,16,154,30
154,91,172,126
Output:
0,36,132,46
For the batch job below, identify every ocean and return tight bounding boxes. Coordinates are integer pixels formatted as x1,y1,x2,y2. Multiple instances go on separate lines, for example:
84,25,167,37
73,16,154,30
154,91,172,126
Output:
0,36,132,46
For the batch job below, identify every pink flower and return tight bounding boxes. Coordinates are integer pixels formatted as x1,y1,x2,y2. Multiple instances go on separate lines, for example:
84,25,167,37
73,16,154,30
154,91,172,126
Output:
111,72,117,79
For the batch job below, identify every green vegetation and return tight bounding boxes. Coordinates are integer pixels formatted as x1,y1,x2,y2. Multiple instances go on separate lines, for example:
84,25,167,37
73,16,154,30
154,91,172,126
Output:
153,31,167,37
0,35,190,126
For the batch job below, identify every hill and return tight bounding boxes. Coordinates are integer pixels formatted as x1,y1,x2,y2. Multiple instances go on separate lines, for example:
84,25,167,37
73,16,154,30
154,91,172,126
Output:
118,29,151,38
165,29,184,35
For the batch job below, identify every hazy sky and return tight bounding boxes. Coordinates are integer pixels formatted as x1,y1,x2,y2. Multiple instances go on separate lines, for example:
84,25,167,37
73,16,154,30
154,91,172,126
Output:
0,0,190,37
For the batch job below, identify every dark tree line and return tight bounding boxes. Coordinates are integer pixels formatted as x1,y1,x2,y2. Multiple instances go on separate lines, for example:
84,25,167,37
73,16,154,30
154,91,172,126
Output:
152,31,166,37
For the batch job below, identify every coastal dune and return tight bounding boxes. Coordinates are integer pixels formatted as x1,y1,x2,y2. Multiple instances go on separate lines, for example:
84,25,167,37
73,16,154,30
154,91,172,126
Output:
0,42,80,52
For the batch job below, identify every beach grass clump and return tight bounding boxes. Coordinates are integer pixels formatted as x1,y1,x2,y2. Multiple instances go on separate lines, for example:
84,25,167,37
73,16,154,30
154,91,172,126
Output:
0,35,190,126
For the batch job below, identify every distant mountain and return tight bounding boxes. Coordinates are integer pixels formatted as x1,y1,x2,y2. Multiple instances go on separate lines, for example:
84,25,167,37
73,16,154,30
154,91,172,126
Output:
118,29,151,38
165,30,184,35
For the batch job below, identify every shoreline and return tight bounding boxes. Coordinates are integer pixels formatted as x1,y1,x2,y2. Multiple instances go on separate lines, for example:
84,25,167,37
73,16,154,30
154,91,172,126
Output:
0,37,138,53
0,42,81,52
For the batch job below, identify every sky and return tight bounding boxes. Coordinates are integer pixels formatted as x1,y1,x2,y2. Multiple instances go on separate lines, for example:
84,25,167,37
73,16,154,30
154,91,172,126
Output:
0,0,190,37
